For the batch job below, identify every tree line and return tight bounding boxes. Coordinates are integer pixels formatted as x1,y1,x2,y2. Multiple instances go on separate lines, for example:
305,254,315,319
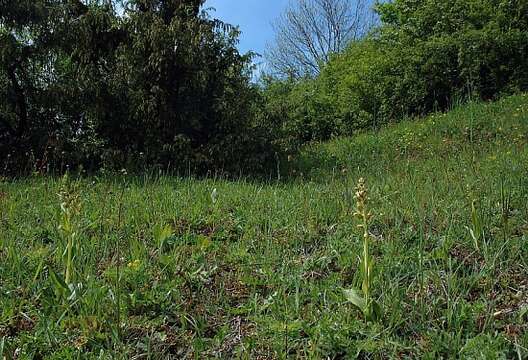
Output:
0,0,274,175
1,0,527,176
263,0,528,147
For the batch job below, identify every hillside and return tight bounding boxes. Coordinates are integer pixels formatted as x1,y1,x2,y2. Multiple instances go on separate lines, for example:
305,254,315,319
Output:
1,94,527,358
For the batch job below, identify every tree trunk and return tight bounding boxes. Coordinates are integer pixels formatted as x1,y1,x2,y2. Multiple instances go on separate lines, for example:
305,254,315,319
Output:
6,66,28,137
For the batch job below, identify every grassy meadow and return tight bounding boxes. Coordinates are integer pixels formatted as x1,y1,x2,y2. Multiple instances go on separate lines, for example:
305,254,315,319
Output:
1,94,528,358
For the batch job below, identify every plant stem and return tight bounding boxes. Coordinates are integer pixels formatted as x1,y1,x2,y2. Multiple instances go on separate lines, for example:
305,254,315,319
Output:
115,185,126,346
362,211,370,312
65,216,73,284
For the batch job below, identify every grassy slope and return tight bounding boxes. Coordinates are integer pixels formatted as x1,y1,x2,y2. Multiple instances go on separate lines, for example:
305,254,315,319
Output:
1,94,527,358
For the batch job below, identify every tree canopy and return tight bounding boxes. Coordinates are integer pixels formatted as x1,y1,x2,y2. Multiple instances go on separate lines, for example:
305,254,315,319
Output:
261,0,528,147
0,0,275,175
1,0,527,175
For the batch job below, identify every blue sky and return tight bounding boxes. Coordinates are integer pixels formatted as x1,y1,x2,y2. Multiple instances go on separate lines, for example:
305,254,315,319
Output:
204,0,289,58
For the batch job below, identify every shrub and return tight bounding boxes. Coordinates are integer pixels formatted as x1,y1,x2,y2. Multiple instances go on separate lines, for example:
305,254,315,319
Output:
0,1,276,176
262,0,528,147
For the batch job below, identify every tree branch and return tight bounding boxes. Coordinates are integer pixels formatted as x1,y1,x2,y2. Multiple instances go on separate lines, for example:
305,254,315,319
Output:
266,0,374,78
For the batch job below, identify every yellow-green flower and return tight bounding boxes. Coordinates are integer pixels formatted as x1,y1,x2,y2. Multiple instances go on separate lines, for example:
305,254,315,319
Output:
127,259,141,270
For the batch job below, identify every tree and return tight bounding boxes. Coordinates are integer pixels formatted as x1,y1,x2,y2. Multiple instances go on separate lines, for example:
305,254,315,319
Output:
109,0,274,173
261,0,528,149
0,0,276,175
265,0,375,78
0,0,124,171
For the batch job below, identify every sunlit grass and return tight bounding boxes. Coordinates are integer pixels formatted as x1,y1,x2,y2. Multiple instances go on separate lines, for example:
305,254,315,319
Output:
1,94,527,358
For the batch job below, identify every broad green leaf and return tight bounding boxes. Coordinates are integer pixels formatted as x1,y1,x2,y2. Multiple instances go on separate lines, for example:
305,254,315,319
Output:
153,223,174,249
50,270,69,291
362,278,369,294
343,288,366,310
371,300,383,321
197,234,212,251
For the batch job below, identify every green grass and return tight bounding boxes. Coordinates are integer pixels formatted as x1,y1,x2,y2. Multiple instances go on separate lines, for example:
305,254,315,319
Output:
1,94,528,359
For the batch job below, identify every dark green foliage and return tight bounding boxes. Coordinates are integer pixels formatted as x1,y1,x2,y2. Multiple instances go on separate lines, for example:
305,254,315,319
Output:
263,0,528,147
2,0,527,173
0,0,275,175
